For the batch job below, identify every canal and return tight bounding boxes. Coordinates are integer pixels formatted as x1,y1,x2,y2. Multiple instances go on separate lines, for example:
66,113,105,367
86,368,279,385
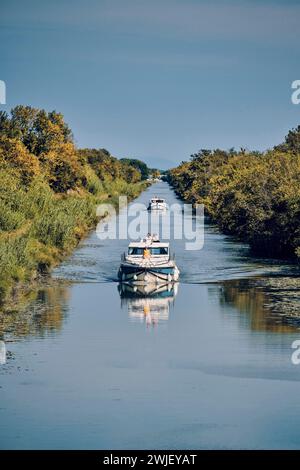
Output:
1,182,300,449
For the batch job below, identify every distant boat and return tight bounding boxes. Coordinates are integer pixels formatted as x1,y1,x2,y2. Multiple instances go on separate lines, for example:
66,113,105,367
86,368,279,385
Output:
147,197,168,211
118,235,180,284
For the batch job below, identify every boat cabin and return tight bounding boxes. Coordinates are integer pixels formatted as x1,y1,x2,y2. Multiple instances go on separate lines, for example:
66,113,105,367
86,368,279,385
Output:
127,241,169,257
149,197,166,204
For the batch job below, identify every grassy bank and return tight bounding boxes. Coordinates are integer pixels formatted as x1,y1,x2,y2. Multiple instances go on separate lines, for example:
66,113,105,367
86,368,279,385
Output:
168,126,300,260
0,106,149,304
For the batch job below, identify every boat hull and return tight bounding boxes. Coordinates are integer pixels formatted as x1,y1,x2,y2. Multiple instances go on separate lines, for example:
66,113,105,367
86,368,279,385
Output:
118,282,178,298
118,263,179,284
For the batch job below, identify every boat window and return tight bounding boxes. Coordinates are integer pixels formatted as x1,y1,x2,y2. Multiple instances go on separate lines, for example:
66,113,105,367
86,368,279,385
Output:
128,247,144,255
128,247,168,255
150,247,168,255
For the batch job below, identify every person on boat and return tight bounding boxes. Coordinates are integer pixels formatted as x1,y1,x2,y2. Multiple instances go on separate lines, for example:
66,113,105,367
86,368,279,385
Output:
143,248,151,258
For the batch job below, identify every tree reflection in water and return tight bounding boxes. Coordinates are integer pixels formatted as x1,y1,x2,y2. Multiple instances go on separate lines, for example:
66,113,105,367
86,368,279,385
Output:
118,283,178,327
0,283,70,339
219,276,300,332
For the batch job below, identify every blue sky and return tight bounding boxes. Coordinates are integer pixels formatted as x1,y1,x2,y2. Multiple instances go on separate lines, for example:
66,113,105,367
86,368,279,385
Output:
1,0,300,168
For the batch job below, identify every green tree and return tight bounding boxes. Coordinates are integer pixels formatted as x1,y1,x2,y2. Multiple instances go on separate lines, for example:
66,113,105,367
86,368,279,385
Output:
120,158,149,180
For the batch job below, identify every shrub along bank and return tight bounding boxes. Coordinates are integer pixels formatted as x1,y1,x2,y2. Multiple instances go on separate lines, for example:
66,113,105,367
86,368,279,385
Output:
0,106,148,303
168,127,300,260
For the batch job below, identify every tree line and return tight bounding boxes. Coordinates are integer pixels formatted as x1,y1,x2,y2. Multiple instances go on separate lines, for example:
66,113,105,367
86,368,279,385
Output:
167,127,300,259
0,105,149,303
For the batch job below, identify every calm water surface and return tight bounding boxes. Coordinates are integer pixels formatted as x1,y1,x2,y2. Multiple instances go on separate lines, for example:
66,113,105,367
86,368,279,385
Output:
1,182,300,449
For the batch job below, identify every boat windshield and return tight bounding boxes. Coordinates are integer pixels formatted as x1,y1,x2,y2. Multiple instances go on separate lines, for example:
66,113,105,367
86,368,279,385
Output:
151,199,165,203
128,247,168,255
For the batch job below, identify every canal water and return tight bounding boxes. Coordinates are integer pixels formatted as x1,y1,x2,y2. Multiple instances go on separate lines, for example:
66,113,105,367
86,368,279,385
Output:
1,182,300,449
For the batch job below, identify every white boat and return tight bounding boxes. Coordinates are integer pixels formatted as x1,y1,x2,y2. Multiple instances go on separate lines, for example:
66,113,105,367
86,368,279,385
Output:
118,236,180,284
147,197,168,211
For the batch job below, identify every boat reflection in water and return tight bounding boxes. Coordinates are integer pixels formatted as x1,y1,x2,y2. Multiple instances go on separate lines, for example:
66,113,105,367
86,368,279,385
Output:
0,340,6,365
118,283,178,326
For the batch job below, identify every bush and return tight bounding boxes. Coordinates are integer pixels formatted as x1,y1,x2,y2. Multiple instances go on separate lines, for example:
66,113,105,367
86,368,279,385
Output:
168,146,300,259
0,105,148,304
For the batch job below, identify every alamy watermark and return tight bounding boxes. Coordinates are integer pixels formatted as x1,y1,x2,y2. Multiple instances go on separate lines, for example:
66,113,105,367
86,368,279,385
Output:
291,80,300,105
0,80,6,104
291,340,300,365
95,197,204,251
